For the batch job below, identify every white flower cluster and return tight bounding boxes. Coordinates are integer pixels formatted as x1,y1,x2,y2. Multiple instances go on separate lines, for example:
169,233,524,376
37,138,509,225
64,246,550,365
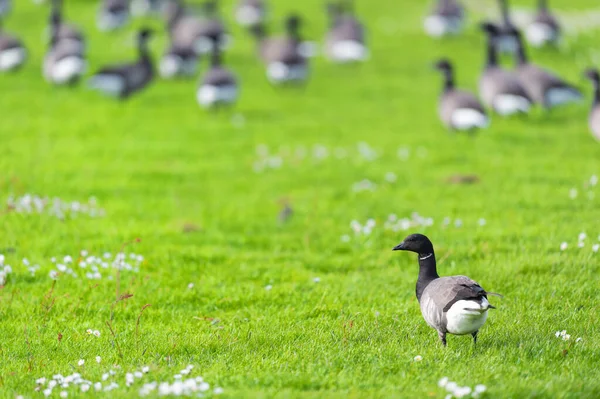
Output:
352,179,377,193
384,213,434,232
555,330,571,341
139,365,224,397
568,174,597,200
86,329,101,337
48,251,143,281
439,377,487,398
7,194,105,219
559,232,600,252
0,254,13,286
351,218,376,236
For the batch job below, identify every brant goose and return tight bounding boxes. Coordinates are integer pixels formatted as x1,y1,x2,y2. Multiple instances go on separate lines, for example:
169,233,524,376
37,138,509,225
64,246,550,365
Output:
393,234,498,346
0,0,10,18
131,0,161,16
435,58,489,131
0,21,27,72
495,0,518,54
324,1,368,63
235,0,266,28
423,0,465,38
196,39,238,108
159,43,198,78
97,0,130,32
49,0,85,52
251,15,308,84
525,0,560,48
43,12,86,84
512,28,581,109
479,22,532,115
584,68,600,141
164,0,228,57
88,28,154,99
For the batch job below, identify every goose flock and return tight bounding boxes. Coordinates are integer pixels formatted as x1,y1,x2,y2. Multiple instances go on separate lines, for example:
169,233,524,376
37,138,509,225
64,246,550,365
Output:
0,0,368,109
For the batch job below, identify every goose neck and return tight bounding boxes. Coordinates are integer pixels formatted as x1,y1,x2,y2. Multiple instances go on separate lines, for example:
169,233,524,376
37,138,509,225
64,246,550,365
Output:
416,252,439,301
485,35,498,67
499,0,511,24
442,69,454,92
538,0,547,10
592,79,600,105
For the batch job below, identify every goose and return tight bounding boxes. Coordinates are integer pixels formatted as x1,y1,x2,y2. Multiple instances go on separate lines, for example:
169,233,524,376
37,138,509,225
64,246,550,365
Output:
584,68,600,141
235,0,266,28
43,13,86,84
512,28,581,109
479,22,532,116
435,58,489,131
49,0,85,52
495,0,518,54
97,0,130,32
393,234,499,346
525,0,560,48
159,43,198,78
196,40,238,108
130,0,161,16
164,0,228,56
324,1,368,63
88,28,154,99
423,0,465,38
0,21,27,72
251,15,308,84
0,0,10,18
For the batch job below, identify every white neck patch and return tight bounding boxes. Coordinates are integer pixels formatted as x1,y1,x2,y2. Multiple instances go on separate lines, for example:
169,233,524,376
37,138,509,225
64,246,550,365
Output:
419,253,433,260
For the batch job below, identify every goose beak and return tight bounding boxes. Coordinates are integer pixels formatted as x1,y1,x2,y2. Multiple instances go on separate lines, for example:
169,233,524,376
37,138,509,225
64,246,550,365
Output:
392,242,406,251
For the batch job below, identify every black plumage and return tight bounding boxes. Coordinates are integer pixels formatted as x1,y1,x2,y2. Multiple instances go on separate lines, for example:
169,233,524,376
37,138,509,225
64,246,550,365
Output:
584,68,600,141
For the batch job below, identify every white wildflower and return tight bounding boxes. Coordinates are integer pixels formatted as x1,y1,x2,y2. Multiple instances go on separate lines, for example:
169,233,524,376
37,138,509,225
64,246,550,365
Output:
43,389,52,397
590,175,598,186
385,172,397,183
340,234,351,243
214,387,224,395
438,377,449,388
569,188,578,199
474,384,487,393
265,285,273,291
96,356,101,363
413,355,423,362
64,256,73,263
94,382,102,391
198,382,210,392
134,371,143,378
81,384,90,392
560,242,568,251
78,359,84,366
576,337,583,343
93,330,100,337
60,391,68,398
49,270,59,280
478,218,487,226
592,244,599,253
188,283,194,289
579,232,587,241
313,277,321,283
142,366,150,373
445,381,458,392
37,378,47,385
578,241,585,248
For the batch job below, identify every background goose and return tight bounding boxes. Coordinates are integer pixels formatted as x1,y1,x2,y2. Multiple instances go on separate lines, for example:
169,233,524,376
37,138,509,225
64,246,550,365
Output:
0,21,27,72
43,15,86,84
251,15,308,84
159,43,198,78
393,234,498,346
495,0,518,54
512,29,581,109
130,0,161,17
479,22,532,116
88,28,154,99
525,0,560,48
97,0,130,32
584,68,600,141
49,0,85,52
324,1,368,63
0,0,10,18
165,0,228,56
423,0,465,38
235,0,266,28
435,58,489,131
196,40,238,108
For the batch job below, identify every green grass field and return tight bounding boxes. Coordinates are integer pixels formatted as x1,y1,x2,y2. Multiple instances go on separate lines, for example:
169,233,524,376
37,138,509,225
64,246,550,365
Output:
1,0,600,398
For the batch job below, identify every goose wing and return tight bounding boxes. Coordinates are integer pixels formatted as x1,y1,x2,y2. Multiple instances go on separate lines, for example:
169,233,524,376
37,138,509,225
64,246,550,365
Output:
423,276,489,313
590,106,600,140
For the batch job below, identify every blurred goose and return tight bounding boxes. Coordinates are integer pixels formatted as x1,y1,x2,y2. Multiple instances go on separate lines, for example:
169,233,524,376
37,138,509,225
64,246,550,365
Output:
130,0,161,16
525,0,560,48
159,43,198,78
495,0,518,54
423,0,465,38
49,0,85,52
512,29,581,109
251,15,308,84
0,0,10,18
97,0,130,32
43,13,86,84
435,59,489,131
393,234,499,346
584,68,600,141
196,40,238,108
324,1,368,63
88,28,154,99
0,21,27,72
165,0,228,56
479,22,532,115
235,0,266,28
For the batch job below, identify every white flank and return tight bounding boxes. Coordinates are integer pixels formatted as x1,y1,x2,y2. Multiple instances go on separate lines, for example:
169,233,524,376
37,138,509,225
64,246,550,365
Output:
0,47,26,71
159,55,182,79
451,108,489,130
493,94,531,116
49,56,86,84
445,298,490,335
196,84,238,108
496,35,518,54
88,74,124,97
330,40,368,63
130,0,150,16
423,15,462,38
546,87,582,107
235,5,263,27
193,37,214,55
525,22,557,47
267,62,307,84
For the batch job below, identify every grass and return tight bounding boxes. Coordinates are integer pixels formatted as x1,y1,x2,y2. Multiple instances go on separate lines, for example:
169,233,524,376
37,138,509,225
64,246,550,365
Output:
1,0,600,398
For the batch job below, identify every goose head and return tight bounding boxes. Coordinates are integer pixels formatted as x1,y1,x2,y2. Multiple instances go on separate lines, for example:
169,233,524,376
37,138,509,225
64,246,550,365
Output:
434,58,453,73
393,233,434,254
584,68,599,83
480,21,500,36
285,14,302,37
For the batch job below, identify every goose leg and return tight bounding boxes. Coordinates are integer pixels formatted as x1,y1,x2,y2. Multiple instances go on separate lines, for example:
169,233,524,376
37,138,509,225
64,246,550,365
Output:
438,330,447,346
472,331,478,344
